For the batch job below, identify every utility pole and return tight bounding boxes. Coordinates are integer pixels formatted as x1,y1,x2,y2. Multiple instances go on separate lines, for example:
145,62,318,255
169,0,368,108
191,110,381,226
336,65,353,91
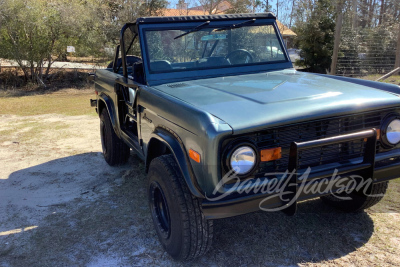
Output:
352,0,358,29
289,0,295,28
330,1,344,75
277,0,279,18
395,25,400,73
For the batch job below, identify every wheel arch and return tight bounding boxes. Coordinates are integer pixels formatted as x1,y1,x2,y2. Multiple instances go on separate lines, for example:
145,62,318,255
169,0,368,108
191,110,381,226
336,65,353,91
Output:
97,94,121,138
146,127,204,198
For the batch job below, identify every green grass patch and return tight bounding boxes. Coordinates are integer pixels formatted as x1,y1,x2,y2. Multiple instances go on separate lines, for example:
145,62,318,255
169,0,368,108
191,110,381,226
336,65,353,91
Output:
0,89,97,116
392,177,400,184
359,74,400,85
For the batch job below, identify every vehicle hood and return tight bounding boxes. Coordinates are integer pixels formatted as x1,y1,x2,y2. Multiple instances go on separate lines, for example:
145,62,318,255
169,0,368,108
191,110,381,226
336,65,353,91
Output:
153,69,400,134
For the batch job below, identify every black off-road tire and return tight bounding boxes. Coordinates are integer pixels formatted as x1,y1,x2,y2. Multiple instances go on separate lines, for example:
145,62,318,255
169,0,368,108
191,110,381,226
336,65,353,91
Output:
320,181,389,212
147,155,213,260
100,109,130,166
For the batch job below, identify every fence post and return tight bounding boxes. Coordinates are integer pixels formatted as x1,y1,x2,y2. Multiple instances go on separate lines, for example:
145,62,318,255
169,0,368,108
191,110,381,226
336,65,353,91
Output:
330,3,344,75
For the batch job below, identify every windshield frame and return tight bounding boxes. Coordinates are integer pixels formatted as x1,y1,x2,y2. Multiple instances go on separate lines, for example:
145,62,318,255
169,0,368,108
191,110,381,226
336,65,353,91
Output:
138,18,293,85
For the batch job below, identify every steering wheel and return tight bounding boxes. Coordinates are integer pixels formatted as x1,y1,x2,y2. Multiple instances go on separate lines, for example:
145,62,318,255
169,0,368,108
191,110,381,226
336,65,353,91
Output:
225,49,253,65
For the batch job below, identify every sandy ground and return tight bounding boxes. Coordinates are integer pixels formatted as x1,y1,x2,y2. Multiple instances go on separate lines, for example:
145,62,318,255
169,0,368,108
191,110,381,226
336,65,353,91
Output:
1,113,400,266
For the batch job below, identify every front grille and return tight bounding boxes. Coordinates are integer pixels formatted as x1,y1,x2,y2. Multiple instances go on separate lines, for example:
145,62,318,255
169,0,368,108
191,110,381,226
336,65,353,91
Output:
226,109,396,178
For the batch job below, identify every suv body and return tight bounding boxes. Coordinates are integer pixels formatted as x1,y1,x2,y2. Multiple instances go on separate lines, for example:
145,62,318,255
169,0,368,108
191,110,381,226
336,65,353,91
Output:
92,13,400,259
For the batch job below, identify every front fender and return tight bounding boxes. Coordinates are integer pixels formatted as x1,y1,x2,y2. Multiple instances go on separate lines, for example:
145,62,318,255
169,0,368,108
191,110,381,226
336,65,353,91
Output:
147,127,204,198
98,93,121,138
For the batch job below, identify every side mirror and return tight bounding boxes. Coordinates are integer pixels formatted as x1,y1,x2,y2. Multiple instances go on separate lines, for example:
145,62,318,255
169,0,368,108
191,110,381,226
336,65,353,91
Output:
87,73,95,81
128,87,136,104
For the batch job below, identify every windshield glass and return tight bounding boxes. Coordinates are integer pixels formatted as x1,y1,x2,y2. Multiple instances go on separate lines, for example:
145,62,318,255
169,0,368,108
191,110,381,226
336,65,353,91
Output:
144,24,286,73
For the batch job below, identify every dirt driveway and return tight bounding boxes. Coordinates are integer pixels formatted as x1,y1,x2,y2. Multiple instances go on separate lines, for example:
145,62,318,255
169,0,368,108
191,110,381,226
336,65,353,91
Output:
1,111,400,266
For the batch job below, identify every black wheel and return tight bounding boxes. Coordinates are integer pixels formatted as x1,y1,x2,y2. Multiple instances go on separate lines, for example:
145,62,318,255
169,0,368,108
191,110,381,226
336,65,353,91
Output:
320,181,389,212
100,108,130,166
147,155,213,260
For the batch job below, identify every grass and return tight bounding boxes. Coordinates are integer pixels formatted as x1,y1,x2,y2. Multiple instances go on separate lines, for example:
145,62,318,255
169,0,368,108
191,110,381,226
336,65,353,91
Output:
0,120,69,143
0,89,96,116
359,74,400,85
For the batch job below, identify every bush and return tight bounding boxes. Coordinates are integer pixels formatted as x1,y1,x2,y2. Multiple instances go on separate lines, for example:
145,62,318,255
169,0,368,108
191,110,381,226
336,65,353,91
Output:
293,0,335,73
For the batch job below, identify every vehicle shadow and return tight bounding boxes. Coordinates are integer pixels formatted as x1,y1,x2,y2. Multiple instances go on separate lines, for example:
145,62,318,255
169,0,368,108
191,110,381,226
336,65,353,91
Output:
209,201,374,265
0,152,375,266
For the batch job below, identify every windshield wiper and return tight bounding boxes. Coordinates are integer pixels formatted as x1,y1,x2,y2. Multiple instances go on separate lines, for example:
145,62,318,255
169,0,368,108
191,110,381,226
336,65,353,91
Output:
214,18,256,32
174,21,210,39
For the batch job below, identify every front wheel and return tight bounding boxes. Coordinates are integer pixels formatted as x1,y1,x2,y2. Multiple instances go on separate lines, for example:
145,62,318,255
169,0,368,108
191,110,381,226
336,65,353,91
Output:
147,155,213,260
320,181,389,212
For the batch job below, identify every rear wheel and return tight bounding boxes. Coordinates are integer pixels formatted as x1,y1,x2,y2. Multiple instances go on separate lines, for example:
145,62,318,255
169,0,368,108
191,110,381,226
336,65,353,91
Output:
100,109,130,166
147,155,213,260
320,181,389,212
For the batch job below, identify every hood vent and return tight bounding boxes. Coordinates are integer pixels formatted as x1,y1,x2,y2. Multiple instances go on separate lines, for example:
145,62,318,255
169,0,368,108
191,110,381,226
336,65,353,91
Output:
166,83,188,88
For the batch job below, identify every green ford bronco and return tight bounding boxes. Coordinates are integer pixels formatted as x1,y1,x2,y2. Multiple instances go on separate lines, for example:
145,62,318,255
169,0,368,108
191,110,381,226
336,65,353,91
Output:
91,13,400,260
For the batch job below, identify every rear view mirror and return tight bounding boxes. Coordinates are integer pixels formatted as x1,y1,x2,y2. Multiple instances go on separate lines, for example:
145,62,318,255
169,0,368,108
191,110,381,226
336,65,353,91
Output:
87,73,95,81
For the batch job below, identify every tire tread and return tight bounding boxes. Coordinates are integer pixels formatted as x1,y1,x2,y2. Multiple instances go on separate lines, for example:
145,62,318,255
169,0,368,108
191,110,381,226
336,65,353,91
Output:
151,155,213,260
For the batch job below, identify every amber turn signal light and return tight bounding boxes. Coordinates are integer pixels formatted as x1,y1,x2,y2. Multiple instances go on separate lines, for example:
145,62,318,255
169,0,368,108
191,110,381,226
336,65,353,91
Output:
260,147,282,162
364,129,380,141
189,149,201,163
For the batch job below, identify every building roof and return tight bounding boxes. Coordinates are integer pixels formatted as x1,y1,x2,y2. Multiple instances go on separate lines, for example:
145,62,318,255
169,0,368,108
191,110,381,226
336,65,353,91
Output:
187,0,231,14
162,8,206,16
276,20,296,36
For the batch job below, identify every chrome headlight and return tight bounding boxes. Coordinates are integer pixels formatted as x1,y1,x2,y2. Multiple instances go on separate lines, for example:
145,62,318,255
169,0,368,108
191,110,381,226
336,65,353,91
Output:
386,119,400,145
230,146,256,175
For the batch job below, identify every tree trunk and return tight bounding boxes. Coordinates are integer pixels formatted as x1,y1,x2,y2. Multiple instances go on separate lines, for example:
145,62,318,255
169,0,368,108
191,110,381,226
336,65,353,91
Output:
352,0,358,29
44,38,56,80
379,0,385,26
30,63,34,82
330,2,344,75
18,62,29,81
367,0,376,27
360,0,368,28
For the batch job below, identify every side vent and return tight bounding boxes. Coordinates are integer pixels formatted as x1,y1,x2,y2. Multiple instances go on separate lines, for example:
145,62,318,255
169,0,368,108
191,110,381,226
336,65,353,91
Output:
166,83,188,88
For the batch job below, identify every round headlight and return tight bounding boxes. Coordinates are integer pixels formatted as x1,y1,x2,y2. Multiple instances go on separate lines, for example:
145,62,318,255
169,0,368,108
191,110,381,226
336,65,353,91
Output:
386,119,400,145
230,146,256,175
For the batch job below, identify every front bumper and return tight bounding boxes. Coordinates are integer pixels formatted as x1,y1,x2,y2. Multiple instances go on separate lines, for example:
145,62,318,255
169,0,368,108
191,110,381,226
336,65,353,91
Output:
202,129,400,219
